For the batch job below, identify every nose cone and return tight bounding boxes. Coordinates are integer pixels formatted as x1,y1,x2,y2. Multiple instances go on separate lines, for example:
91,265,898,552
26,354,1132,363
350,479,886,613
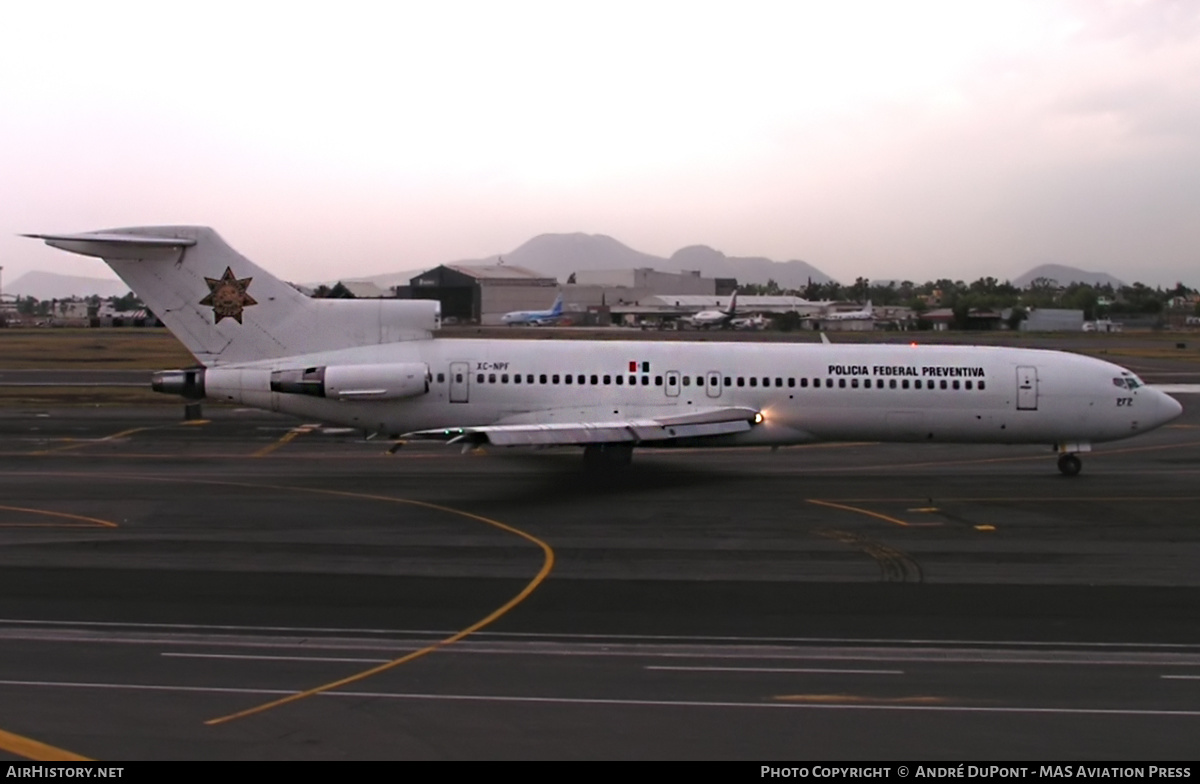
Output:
1154,389,1184,427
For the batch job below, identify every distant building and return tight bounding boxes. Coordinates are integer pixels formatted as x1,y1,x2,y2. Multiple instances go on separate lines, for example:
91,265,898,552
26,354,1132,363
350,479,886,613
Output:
573,268,716,296
1021,308,1085,332
337,280,391,299
409,264,557,325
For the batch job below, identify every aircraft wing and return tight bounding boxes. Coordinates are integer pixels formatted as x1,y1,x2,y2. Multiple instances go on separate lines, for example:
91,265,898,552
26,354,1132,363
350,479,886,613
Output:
404,405,760,446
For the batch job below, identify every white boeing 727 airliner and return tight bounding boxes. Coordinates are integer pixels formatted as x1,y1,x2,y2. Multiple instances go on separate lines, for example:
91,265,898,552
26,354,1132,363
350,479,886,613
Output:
27,227,1183,474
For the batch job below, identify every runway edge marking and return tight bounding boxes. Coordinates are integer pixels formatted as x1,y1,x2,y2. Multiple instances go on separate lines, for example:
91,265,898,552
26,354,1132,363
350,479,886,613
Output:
205,484,555,725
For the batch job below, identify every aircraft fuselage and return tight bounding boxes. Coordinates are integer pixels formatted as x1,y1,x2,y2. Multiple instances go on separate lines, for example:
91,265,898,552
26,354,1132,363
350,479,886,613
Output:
201,338,1182,447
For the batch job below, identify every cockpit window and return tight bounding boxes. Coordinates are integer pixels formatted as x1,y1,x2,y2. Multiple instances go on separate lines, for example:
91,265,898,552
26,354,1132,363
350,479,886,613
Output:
1114,376,1144,390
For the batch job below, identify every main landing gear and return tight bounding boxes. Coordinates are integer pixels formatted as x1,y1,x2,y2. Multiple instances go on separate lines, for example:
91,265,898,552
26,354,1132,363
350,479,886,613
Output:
1057,453,1082,477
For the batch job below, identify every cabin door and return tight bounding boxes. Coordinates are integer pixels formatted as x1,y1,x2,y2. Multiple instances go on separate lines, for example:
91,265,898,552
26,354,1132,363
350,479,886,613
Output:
706,371,722,398
449,362,470,403
1016,366,1038,411
665,371,681,397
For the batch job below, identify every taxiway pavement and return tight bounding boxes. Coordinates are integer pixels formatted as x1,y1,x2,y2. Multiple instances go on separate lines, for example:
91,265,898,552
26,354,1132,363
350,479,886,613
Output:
0,396,1198,760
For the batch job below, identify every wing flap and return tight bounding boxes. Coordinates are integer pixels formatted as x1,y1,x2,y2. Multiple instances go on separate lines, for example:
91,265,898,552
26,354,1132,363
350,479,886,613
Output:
406,405,759,447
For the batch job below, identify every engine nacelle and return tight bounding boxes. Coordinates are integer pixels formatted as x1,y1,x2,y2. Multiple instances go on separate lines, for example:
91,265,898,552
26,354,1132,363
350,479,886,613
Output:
151,368,206,399
270,362,431,401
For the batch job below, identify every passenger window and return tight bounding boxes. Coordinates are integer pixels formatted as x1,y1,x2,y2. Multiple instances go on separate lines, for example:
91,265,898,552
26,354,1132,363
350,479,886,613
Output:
737,377,745,387
979,380,986,390
514,374,521,384
725,377,732,386
682,377,690,387
643,375,650,385
477,374,484,383
539,374,547,384
838,379,846,388
965,380,972,390
749,378,757,387
826,379,833,388
787,378,795,388
762,377,769,387
564,374,572,384
655,376,663,386
940,380,947,390
952,380,960,390
913,380,921,389
591,375,598,385
800,378,808,388
902,379,909,389
488,373,496,383
775,378,782,387
437,373,445,383
577,375,585,384
501,374,509,383
604,375,611,384
456,373,463,383
851,379,859,388
616,376,624,385
889,379,896,389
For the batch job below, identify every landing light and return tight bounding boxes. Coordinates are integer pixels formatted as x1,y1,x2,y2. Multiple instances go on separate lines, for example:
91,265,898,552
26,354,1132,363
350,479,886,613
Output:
753,412,764,424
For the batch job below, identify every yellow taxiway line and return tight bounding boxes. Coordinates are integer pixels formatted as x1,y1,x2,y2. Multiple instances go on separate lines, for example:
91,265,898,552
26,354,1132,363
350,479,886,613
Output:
252,424,319,458
31,427,150,456
205,485,555,725
0,727,90,761
0,504,118,528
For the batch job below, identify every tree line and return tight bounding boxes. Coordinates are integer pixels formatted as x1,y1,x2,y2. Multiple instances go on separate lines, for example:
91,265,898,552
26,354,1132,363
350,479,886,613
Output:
738,276,1199,326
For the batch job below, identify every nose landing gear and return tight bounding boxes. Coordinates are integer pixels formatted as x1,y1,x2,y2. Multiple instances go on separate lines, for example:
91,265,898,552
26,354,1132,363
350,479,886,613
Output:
1057,453,1082,477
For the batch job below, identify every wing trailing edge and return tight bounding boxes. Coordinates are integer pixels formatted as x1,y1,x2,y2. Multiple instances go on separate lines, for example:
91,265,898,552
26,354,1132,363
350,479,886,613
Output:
405,405,760,447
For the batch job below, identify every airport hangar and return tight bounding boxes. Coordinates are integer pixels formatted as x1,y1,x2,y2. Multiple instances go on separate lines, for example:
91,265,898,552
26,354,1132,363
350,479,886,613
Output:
403,265,743,326
405,264,558,326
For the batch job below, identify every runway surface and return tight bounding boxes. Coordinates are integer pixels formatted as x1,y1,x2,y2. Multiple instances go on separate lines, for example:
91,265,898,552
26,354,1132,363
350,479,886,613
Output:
1,395,1199,760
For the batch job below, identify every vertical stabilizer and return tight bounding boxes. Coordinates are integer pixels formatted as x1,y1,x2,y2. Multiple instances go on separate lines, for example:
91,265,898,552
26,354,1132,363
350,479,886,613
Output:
26,226,438,365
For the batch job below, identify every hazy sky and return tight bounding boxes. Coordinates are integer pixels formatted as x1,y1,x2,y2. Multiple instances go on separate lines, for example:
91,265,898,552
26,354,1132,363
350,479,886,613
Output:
2,0,1198,288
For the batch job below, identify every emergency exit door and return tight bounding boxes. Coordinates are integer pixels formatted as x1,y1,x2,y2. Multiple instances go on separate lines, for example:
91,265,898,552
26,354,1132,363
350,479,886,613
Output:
1016,366,1038,410
450,361,470,403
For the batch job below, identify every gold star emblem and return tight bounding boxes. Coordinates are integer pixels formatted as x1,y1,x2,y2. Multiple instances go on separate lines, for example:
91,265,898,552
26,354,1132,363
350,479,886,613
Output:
200,267,258,324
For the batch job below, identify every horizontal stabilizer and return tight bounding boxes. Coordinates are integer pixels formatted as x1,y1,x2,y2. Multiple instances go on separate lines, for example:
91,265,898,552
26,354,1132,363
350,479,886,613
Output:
24,232,196,260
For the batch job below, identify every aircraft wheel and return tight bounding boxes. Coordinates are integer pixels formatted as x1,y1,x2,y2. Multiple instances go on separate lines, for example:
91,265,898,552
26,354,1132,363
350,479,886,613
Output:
1057,453,1082,477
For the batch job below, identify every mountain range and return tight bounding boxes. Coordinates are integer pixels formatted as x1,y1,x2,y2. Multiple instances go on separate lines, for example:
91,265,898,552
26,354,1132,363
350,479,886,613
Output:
10,234,1130,298
348,233,836,290
4,271,131,301
1011,264,1125,290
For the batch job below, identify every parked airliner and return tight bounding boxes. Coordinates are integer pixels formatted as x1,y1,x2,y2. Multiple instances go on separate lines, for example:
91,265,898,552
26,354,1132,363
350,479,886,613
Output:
687,292,740,329
501,293,563,326
26,227,1183,474
824,300,873,321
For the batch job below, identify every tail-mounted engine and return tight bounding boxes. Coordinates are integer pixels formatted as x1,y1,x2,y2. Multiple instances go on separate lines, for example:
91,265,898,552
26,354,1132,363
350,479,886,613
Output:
270,363,431,401
151,368,206,399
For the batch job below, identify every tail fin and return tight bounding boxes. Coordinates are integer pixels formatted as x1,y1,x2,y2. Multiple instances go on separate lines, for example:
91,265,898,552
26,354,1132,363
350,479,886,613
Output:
550,293,564,315
26,226,438,366
727,290,738,315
